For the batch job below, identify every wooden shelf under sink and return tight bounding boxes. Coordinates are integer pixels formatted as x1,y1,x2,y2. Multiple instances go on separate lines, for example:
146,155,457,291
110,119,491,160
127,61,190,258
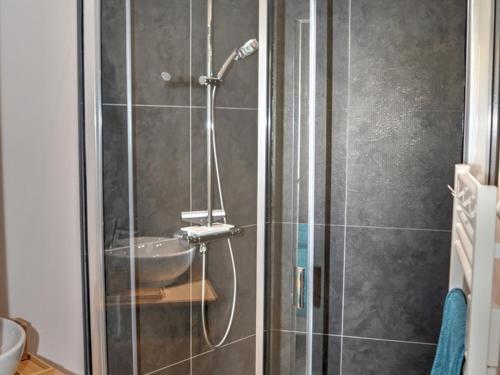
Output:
107,279,217,306
16,353,65,375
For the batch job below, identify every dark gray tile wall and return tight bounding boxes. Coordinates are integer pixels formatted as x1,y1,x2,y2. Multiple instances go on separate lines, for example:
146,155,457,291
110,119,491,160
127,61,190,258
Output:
191,226,257,355
192,335,256,375
268,0,465,374
342,227,451,343
101,0,258,374
341,337,436,375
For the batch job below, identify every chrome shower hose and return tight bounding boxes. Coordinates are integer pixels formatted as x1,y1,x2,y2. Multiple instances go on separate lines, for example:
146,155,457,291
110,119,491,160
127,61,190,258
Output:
200,87,237,348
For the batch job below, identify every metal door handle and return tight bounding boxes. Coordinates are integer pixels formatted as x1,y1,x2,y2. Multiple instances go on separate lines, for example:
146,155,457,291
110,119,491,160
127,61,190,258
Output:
294,266,305,309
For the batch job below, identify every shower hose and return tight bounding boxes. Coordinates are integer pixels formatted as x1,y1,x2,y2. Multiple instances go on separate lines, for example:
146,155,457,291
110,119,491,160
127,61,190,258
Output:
200,87,237,348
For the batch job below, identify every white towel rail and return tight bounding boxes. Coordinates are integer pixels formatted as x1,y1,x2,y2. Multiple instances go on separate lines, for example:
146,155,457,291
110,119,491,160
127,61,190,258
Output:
449,164,499,375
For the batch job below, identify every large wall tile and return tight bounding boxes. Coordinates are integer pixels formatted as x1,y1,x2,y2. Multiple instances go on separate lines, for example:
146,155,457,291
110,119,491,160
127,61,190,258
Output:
137,303,192,373
312,334,341,375
134,106,190,237
102,105,130,247
342,337,436,375
101,0,191,106
105,304,134,375
347,0,465,230
346,110,463,229
192,335,256,375
343,227,450,343
150,360,190,375
105,282,192,374
192,226,257,355
313,225,344,335
191,108,258,227
101,0,126,104
132,0,191,106
350,0,466,113
266,331,306,375
191,0,259,108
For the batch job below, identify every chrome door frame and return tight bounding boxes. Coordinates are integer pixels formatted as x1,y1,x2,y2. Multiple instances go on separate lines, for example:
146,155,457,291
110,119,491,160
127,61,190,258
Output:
305,0,317,374
83,0,108,373
464,0,496,184
491,0,500,185
256,0,269,373
83,0,270,373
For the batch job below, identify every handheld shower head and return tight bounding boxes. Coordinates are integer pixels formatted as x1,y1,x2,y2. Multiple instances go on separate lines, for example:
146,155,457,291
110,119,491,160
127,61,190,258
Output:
215,39,259,81
235,39,259,60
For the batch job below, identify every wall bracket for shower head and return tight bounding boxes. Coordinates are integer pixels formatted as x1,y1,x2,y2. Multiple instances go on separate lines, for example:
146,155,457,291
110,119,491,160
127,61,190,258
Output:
199,75,222,86
198,38,259,87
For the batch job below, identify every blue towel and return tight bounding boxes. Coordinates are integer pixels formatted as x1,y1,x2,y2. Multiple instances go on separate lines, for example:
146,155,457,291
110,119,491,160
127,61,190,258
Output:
431,288,467,375
297,223,308,316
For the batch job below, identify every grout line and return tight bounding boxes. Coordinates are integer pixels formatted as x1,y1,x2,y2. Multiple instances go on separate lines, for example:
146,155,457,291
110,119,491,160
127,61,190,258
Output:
341,334,437,347
143,357,191,375
269,329,436,347
215,106,258,111
101,102,258,111
340,0,353,372
144,334,256,375
270,221,344,226
221,333,257,348
190,333,257,361
312,332,341,338
344,224,452,233
102,103,192,108
349,109,465,115
269,221,451,233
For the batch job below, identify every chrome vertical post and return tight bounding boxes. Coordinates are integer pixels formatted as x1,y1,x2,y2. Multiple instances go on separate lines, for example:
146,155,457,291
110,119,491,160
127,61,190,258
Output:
206,0,214,226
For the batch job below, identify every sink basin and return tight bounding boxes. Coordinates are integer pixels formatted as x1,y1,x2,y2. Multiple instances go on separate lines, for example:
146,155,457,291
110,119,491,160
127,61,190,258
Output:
107,237,196,287
0,318,26,375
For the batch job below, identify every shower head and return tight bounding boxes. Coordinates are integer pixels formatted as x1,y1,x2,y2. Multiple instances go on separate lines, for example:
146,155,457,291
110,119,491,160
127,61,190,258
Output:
235,39,259,60
216,39,259,81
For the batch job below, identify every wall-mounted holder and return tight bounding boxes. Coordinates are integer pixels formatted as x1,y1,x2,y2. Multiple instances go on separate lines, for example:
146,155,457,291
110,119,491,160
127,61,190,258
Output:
174,223,242,245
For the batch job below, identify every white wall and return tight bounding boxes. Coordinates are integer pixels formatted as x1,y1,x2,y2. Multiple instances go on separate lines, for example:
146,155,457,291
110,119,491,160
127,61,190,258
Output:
0,1,85,374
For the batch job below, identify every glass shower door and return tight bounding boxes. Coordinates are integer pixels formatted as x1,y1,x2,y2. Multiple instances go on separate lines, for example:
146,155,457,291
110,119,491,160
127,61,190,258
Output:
99,0,260,374
265,0,316,373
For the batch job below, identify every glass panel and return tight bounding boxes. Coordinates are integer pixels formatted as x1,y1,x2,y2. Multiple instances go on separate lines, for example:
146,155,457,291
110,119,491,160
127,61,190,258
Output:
100,1,260,374
265,0,312,374
308,0,467,374
100,0,137,373
94,0,467,373
250,0,464,373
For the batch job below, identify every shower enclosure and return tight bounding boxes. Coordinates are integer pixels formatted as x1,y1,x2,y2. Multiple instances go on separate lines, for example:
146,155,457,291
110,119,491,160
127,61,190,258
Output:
83,0,466,374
